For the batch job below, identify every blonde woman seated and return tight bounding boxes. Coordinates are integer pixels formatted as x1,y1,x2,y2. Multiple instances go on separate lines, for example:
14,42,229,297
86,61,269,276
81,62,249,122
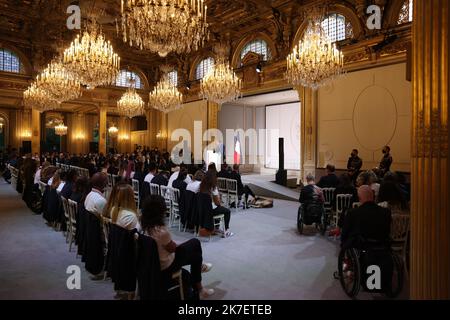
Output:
103,182,141,231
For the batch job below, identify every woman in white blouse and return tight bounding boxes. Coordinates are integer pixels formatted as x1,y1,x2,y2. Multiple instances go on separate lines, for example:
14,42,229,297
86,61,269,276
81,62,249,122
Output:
103,182,140,231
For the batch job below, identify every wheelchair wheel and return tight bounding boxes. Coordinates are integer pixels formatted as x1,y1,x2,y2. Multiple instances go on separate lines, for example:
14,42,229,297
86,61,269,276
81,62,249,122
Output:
338,248,361,298
384,253,404,298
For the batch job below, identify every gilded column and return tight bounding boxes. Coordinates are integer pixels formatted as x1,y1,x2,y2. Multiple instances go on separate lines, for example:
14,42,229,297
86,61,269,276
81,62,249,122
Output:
207,102,219,129
296,86,317,183
31,109,40,155
98,104,107,155
411,0,449,299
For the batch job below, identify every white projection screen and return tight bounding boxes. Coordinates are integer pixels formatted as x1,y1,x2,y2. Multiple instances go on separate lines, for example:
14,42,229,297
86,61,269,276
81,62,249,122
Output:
265,102,301,170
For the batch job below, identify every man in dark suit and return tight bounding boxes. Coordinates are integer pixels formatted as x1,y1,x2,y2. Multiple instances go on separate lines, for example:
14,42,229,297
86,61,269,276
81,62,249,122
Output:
151,171,169,186
229,164,255,208
317,164,339,188
341,185,392,249
347,149,363,182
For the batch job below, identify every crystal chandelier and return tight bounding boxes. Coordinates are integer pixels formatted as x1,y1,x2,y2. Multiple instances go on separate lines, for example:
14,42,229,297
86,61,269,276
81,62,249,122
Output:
149,73,183,113
108,124,119,137
286,17,344,90
200,60,242,107
120,0,209,57
23,83,59,113
117,79,145,118
55,122,68,136
64,22,120,90
35,61,82,104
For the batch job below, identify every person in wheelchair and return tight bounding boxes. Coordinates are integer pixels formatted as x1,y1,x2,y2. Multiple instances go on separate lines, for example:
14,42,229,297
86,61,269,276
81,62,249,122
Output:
341,185,392,250
337,186,401,298
298,175,325,231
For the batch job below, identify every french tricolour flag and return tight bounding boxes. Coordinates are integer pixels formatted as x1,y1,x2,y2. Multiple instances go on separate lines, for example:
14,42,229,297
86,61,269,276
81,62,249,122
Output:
234,133,241,164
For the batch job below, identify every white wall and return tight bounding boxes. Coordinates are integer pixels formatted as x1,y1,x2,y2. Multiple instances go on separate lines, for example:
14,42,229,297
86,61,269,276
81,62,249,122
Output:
317,63,412,172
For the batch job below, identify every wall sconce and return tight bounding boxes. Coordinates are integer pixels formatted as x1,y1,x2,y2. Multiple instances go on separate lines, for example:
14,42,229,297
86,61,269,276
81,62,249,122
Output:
21,130,32,138
119,134,130,141
75,132,86,140
156,130,166,140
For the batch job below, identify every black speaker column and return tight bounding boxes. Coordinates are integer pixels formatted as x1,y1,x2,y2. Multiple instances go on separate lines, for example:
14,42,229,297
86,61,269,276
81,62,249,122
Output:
275,138,287,186
22,141,32,154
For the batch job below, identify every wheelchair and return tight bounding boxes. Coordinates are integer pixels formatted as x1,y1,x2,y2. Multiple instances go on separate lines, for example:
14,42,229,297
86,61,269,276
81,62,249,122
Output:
336,239,404,299
297,202,327,235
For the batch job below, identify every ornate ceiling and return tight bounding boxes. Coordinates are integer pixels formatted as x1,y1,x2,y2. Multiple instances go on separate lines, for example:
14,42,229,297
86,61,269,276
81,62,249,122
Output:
0,0,412,113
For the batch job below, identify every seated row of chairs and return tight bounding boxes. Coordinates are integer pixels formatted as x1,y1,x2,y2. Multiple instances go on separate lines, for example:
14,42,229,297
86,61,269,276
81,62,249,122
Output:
217,178,239,212
36,179,188,300
56,162,90,179
8,164,18,189
140,182,226,241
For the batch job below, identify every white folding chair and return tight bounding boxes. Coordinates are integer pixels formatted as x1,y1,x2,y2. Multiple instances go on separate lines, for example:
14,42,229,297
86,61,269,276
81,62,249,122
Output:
160,185,172,217
226,179,239,212
169,188,182,231
132,179,140,208
60,196,71,243
352,202,361,208
217,178,229,208
67,199,78,253
107,174,113,188
322,188,336,210
391,214,410,276
211,214,226,242
150,183,161,196
335,194,353,228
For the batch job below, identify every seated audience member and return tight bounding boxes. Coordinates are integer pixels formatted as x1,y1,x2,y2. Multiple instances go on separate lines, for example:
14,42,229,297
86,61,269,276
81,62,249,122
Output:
100,161,109,174
299,174,324,204
133,161,145,185
217,164,231,178
140,195,214,299
168,164,192,187
317,164,339,188
34,161,50,186
341,185,392,249
56,171,67,194
103,182,141,231
41,164,57,184
377,146,393,178
334,173,358,206
50,170,62,190
199,171,233,237
124,161,135,181
356,170,380,201
84,173,108,215
186,170,205,194
60,169,78,199
347,149,363,183
144,162,157,184
70,176,89,204
172,167,189,192
229,164,256,208
395,171,411,202
207,162,217,174
151,171,170,186
378,172,409,213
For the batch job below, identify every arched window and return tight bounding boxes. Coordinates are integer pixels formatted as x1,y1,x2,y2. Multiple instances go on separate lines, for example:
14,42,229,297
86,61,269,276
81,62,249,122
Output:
240,39,271,63
0,48,23,73
168,70,178,87
195,57,214,80
321,13,353,43
398,0,413,24
116,70,144,89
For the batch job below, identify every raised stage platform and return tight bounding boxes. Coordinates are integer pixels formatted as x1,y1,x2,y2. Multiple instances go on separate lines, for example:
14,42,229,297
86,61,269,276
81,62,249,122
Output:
241,174,300,202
